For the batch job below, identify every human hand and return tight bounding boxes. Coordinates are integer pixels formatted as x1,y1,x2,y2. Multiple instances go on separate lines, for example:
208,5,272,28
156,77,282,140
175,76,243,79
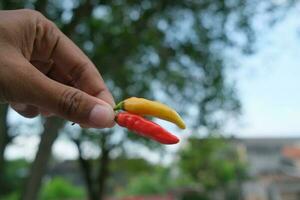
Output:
0,9,115,128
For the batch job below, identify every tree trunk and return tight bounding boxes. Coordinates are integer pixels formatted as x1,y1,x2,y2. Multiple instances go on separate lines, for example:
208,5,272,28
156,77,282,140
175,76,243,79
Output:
21,117,65,200
98,144,110,200
74,135,112,200
74,138,99,200
0,104,9,194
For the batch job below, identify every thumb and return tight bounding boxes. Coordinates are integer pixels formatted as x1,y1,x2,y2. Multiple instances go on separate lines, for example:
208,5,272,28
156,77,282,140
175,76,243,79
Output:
19,61,115,128
43,85,115,128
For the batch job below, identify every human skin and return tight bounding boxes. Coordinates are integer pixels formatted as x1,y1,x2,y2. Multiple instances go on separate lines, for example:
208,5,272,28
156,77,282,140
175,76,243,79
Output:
0,9,115,128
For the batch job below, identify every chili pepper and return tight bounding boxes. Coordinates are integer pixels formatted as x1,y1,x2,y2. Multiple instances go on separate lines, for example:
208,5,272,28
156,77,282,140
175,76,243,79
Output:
116,112,179,145
114,97,186,129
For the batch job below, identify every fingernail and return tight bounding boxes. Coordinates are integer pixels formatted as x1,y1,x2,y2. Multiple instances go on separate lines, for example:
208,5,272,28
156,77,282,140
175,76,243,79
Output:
89,105,115,128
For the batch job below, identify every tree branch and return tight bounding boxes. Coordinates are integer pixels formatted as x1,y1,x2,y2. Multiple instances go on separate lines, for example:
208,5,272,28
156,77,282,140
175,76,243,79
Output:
97,142,110,200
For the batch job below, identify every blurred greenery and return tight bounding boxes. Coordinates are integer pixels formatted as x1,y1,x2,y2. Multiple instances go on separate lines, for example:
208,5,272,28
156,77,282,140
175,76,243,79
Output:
124,172,167,195
0,159,29,196
108,136,247,198
116,166,176,196
40,177,85,200
1,177,85,200
179,137,247,190
0,192,19,200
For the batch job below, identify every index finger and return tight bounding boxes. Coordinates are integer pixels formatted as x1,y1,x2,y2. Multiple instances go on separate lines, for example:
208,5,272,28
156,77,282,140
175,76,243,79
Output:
38,18,115,107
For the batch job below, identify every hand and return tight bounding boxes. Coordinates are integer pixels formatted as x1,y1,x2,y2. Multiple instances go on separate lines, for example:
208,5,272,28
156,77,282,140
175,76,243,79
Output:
0,9,115,128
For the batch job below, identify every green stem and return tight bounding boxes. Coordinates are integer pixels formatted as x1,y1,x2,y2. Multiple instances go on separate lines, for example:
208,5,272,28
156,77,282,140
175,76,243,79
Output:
113,101,124,111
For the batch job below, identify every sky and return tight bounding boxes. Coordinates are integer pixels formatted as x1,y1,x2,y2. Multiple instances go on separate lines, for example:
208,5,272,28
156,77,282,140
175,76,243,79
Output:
5,3,300,161
227,3,300,137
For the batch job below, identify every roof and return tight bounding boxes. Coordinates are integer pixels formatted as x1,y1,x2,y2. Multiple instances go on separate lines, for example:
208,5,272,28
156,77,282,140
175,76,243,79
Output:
282,146,300,159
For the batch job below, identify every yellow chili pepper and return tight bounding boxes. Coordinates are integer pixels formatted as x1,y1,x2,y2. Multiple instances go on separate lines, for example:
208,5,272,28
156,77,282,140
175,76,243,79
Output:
114,97,186,129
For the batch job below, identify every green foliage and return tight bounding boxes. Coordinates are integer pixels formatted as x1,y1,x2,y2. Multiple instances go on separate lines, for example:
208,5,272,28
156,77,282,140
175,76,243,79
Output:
106,156,156,194
178,137,246,190
0,159,29,196
40,177,85,200
0,192,20,200
110,157,153,176
124,174,165,195
119,167,174,196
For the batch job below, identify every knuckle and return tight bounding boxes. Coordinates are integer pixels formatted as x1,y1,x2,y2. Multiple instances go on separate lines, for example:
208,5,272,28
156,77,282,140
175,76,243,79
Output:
59,89,84,117
34,15,60,60
21,9,44,19
44,19,60,50
43,19,58,30
36,13,57,33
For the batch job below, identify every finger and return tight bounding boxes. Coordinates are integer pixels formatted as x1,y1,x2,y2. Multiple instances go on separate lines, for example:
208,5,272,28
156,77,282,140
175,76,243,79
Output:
46,62,74,86
10,103,40,118
30,61,77,112
31,59,74,86
32,17,115,107
30,59,54,75
21,60,115,128
52,33,115,106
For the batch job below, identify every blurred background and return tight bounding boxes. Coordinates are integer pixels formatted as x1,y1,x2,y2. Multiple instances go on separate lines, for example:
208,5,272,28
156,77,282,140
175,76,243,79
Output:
0,0,300,200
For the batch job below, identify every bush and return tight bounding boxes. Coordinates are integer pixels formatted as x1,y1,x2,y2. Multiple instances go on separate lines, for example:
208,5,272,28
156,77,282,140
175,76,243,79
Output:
40,177,85,200
0,192,20,200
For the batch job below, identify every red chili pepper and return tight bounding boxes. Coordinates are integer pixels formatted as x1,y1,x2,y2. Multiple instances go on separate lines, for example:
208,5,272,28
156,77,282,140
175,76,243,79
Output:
116,112,179,145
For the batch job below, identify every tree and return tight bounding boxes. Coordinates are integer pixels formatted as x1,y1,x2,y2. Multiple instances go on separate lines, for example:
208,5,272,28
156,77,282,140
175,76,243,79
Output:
178,136,247,199
63,1,251,199
21,117,65,200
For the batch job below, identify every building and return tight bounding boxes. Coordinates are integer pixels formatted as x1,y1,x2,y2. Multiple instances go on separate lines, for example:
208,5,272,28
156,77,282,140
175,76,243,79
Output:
234,137,300,200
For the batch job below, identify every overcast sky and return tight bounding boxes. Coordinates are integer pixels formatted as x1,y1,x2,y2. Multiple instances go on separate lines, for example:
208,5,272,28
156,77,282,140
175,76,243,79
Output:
227,3,300,137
